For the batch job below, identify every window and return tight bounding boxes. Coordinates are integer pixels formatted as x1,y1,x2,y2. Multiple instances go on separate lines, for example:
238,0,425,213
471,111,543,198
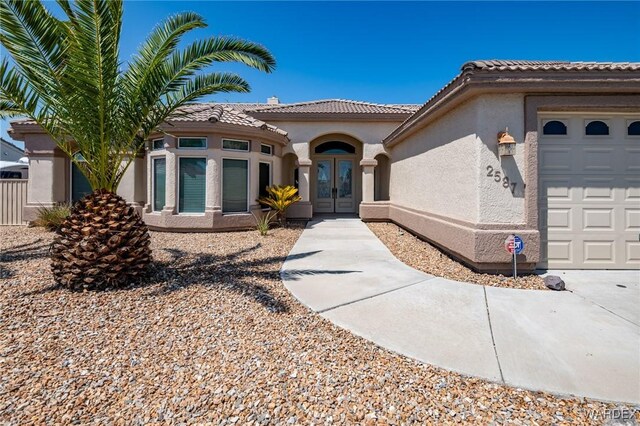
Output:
585,120,609,136
260,144,273,155
314,141,355,154
0,171,23,179
71,152,92,202
152,138,164,150
542,120,567,135
628,121,640,136
294,168,299,189
259,162,271,199
178,158,206,213
178,137,207,149
152,158,166,212
222,139,249,152
222,159,248,213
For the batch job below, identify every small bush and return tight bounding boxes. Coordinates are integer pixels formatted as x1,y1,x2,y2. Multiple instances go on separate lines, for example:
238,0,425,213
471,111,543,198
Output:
257,185,302,227
253,210,277,236
34,203,72,231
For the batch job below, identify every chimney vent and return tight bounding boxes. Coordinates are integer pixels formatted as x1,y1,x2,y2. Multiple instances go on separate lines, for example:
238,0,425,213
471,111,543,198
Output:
267,96,280,105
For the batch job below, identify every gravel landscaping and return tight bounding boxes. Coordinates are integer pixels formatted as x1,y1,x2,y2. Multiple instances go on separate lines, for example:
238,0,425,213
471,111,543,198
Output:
0,226,627,424
368,222,547,290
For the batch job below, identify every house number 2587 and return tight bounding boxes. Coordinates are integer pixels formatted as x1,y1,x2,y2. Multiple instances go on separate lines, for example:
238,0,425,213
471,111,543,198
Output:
486,165,517,194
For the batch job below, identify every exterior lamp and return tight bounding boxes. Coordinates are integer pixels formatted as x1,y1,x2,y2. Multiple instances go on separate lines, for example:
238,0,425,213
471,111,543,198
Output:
497,128,516,157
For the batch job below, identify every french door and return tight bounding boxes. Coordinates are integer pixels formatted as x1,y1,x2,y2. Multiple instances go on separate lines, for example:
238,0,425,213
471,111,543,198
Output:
314,157,355,213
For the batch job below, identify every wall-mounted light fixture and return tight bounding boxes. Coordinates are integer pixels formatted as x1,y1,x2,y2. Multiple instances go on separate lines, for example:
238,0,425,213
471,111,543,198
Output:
497,128,516,157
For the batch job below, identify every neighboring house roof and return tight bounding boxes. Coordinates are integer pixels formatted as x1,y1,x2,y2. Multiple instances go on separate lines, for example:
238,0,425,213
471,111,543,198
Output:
170,104,289,137
1,137,25,162
384,60,640,147
248,99,420,114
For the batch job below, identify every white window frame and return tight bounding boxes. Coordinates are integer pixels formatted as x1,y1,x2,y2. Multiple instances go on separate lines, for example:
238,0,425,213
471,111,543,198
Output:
221,157,250,214
178,137,207,150
151,157,166,212
152,138,165,151
177,156,207,215
260,143,273,155
222,138,250,152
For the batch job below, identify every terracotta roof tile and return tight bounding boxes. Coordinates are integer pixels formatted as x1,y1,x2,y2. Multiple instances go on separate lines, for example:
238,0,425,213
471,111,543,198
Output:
170,104,288,137
463,59,640,72
248,99,420,114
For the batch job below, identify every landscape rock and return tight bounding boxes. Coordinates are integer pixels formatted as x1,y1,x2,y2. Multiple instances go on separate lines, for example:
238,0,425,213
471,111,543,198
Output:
544,275,566,291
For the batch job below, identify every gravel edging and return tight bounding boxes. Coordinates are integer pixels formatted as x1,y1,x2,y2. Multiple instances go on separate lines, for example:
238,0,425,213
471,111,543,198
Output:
1,226,630,424
367,222,547,290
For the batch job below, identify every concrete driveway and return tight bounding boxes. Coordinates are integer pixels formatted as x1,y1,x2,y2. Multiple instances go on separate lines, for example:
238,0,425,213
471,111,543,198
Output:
281,218,640,405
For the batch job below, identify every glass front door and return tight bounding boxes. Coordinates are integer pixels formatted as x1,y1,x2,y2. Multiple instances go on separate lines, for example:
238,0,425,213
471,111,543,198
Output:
313,157,355,213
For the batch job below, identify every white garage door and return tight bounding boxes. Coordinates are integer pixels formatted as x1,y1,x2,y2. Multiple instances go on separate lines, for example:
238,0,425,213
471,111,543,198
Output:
539,114,640,269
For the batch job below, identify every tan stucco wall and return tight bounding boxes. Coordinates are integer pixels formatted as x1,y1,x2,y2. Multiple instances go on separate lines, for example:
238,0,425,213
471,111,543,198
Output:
379,94,539,271
389,97,481,223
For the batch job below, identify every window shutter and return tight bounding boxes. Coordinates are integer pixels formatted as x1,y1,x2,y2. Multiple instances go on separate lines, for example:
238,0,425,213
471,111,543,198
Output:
179,158,206,213
223,159,248,212
153,158,166,211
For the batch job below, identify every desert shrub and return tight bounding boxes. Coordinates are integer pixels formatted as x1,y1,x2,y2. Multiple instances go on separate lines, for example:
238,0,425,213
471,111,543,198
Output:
257,185,302,227
34,203,72,231
253,210,278,236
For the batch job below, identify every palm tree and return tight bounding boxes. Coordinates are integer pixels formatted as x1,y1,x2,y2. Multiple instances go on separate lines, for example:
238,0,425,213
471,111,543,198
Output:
0,0,275,290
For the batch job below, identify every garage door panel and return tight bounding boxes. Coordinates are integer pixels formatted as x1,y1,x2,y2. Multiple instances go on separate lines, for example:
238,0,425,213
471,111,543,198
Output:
539,114,640,269
545,240,573,264
547,208,572,230
583,178,615,200
539,148,573,173
626,242,640,264
624,148,640,172
625,209,640,230
540,177,572,200
583,241,615,264
582,147,615,172
583,208,614,231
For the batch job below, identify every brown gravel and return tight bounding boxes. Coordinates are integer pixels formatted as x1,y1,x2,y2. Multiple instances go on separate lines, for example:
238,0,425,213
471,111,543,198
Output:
0,226,632,424
368,222,547,291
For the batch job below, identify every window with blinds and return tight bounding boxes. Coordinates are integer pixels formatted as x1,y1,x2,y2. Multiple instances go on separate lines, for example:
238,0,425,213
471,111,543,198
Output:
153,158,166,211
259,162,271,198
179,158,206,213
222,159,248,213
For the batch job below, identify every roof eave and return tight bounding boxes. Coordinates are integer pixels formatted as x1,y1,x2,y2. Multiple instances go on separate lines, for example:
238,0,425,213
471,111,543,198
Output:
384,70,640,147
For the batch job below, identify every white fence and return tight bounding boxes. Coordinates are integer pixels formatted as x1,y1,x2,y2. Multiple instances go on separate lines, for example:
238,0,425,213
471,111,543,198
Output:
0,179,28,225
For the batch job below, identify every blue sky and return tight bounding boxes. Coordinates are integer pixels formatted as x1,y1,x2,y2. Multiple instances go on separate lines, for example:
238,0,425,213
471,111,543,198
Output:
2,1,639,147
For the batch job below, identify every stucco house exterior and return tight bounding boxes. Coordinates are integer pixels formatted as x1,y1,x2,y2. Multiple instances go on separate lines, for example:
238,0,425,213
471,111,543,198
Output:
9,60,640,271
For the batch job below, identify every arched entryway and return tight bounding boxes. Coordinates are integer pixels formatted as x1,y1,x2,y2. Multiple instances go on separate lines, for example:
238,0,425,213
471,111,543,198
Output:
310,135,362,214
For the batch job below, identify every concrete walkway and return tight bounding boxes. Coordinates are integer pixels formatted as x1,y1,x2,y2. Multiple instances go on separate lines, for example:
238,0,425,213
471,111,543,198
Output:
281,218,640,404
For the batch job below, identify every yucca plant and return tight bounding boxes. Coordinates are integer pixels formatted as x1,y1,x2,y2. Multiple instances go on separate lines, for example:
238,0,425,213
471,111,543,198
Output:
252,210,277,236
257,185,302,227
0,0,275,290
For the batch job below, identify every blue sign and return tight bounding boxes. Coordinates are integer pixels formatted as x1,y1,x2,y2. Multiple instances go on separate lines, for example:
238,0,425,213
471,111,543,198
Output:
505,234,524,255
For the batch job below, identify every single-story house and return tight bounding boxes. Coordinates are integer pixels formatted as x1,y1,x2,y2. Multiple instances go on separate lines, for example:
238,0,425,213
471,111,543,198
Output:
9,60,640,271
1,137,25,163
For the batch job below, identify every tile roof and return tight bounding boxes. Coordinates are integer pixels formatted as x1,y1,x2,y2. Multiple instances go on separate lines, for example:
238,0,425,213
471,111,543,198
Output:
170,104,288,137
463,59,640,72
384,59,640,146
247,99,420,114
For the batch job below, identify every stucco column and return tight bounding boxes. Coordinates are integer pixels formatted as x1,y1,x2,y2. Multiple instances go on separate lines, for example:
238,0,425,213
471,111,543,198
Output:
206,156,219,211
296,159,312,202
360,159,377,203
163,150,176,214
22,153,67,221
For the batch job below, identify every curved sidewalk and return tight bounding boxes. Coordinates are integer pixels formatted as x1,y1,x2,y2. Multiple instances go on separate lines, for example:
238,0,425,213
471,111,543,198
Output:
281,217,640,404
